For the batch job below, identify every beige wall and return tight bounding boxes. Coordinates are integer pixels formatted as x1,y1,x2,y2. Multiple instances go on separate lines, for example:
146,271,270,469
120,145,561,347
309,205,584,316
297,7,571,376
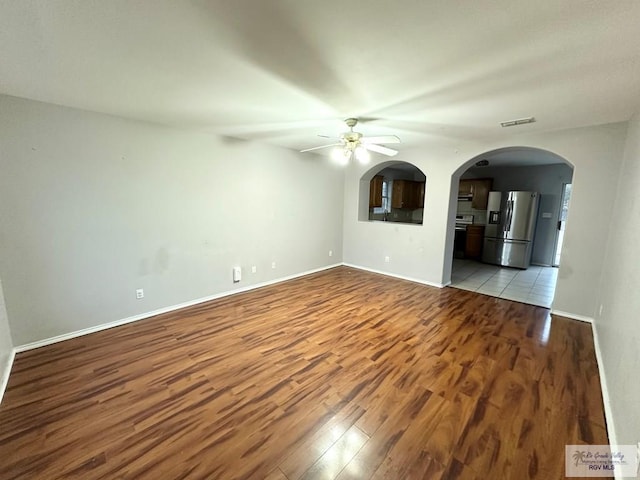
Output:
594,113,640,445
0,95,345,345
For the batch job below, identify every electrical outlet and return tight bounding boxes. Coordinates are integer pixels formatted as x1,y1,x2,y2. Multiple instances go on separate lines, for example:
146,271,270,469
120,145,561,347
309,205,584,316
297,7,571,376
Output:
136,288,144,299
599,304,604,316
329,250,333,257
385,256,390,263
251,265,257,274
271,261,276,269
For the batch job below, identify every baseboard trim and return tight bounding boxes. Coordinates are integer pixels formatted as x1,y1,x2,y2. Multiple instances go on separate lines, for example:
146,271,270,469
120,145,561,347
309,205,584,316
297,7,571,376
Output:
15,263,342,353
550,309,594,323
530,262,554,267
552,312,619,457
590,321,619,471
0,348,16,405
342,263,445,288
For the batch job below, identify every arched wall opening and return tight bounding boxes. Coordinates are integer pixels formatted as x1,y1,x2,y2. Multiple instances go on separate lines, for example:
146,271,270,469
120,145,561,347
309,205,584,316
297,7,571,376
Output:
358,160,427,224
443,146,575,291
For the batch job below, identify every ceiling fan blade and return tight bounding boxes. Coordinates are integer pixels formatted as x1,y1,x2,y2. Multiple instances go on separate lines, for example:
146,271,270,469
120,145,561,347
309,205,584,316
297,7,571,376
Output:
364,144,399,157
361,135,401,145
300,143,341,153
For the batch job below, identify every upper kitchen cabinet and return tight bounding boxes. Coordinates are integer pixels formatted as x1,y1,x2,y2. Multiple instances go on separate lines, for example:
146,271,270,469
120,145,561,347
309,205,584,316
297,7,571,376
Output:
458,178,493,209
417,182,425,209
369,175,383,208
459,179,474,197
471,178,492,209
391,180,425,209
365,162,426,224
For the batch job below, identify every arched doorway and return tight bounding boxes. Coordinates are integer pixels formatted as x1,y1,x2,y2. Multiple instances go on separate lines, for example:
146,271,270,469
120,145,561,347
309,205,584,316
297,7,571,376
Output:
446,147,574,308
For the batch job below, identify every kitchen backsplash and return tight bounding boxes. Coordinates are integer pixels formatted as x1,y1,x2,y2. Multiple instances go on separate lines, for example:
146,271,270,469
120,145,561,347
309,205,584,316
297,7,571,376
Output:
457,200,488,224
369,207,423,224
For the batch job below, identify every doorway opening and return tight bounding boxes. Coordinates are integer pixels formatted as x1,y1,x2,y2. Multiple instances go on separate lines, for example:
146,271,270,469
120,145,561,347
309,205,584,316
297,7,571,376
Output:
553,183,572,266
446,147,574,308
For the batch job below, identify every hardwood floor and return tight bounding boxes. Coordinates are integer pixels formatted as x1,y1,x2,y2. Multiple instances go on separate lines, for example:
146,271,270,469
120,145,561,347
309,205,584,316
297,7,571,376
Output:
0,266,607,479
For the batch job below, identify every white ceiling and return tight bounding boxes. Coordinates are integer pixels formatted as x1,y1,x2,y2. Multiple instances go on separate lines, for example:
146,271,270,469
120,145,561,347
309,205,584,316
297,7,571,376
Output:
2,1,640,154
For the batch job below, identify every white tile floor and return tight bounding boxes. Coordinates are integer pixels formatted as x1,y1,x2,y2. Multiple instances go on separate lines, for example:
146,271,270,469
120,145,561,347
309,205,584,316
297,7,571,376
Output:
449,259,558,308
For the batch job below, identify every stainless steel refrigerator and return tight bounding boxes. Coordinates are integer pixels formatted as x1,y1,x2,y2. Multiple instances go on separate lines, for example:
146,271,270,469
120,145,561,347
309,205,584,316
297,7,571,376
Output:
481,191,539,269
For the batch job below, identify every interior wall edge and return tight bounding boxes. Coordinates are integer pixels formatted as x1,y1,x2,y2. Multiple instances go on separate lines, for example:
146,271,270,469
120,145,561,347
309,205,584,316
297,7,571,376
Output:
0,348,16,405
13,263,342,354
591,322,619,452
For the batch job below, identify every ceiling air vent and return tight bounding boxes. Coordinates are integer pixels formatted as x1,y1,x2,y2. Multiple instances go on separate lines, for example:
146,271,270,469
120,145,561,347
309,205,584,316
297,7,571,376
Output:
500,116,536,128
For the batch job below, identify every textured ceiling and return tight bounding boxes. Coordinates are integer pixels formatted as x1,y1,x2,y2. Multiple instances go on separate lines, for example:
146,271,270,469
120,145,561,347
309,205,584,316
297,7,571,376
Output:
1,0,640,155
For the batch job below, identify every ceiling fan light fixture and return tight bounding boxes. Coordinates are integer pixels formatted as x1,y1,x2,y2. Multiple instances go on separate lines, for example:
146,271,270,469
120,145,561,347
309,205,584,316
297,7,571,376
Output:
301,118,401,165
331,147,351,165
354,146,370,164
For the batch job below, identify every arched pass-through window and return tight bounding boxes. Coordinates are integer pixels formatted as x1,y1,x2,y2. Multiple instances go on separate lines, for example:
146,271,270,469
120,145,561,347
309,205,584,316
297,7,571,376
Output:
359,162,426,225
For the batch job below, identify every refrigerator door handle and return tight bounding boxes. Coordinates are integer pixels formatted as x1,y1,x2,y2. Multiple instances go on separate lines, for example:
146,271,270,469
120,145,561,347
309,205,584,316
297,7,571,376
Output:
503,200,514,233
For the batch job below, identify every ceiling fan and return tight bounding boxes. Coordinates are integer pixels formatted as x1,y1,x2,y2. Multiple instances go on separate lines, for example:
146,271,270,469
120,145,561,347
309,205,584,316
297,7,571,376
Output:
300,118,400,165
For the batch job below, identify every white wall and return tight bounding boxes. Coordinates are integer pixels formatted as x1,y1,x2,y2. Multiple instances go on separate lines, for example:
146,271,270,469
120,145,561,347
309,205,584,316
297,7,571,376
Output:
343,123,627,318
0,275,14,402
594,113,640,446
0,95,344,346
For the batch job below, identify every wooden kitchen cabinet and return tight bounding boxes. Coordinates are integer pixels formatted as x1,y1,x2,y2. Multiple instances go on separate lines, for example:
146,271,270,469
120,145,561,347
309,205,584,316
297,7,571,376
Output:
417,182,425,208
369,175,383,208
465,225,485,259
391,180,406,208
458,178,493,209
459,179,474,197
391,180,425,209
471,178,492,209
